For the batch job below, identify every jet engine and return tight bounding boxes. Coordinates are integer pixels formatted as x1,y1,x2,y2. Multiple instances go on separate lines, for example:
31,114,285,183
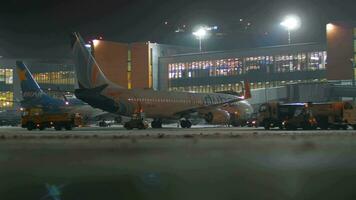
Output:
221,100,254,126
202,108,231,125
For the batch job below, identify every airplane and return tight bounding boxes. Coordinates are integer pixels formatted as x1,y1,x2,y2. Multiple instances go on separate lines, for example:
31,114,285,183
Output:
16,61,117,125
71,32,252,129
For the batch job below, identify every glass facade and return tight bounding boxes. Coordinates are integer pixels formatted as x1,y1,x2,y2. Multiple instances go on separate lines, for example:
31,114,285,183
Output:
0,68,13,85
168,58,245,79
168,50,327,92
0,91,14,109
0,67,14,110
33,71,75,85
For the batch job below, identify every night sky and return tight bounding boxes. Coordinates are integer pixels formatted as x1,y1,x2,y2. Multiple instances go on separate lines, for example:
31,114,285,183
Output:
0,0,355,59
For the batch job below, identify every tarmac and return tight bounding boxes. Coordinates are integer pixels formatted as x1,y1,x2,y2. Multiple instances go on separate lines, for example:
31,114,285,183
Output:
1,126,356,200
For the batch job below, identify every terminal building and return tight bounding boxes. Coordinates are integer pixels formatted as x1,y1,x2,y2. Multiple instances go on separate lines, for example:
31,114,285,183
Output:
158,43,327,93
0,59,15,110
0,21,355,111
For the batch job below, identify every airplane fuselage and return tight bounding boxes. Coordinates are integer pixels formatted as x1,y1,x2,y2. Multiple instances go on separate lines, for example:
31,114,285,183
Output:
76,85,239,119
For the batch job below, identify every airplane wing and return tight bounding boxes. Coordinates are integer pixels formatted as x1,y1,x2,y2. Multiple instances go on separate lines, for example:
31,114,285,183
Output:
91,111,120,120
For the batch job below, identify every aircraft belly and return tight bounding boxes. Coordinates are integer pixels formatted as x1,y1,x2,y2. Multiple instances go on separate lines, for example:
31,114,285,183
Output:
143,104,176,118
143,103,195,119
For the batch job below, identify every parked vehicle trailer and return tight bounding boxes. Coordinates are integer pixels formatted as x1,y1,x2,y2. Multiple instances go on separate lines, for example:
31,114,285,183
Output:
309,102,348,130
21,108,83,131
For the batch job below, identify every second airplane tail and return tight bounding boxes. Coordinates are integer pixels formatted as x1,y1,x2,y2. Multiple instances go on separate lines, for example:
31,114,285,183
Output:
16,61,44,100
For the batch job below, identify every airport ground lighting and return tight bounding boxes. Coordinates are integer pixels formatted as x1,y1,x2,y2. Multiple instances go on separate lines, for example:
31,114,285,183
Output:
193,27,207,52
280,15,301,45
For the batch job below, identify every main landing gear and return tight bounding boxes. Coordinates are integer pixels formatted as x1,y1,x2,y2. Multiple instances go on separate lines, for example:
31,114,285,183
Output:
151,119,163,128
180,119,192,128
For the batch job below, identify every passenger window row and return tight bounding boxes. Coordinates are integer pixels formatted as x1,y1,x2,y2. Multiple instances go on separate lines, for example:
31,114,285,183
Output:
128,98,203,104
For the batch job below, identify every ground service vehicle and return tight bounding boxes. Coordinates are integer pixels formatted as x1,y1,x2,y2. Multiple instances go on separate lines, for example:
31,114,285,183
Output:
282,105,317,130
21,108,82,131
308,102,348,130
343,102,356,129
124,112,149,130
258,102,317,130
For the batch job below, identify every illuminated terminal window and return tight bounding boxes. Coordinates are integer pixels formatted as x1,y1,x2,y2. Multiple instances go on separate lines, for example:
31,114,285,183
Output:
168,51,326,80
33,71,75,85
168,58,244,79
0,92,14,109
0,68,13,85
167,50,327,92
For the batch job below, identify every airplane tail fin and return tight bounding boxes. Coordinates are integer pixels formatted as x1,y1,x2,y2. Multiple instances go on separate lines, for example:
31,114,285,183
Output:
243,80,252,99
71,32,116,89
16,61,45,100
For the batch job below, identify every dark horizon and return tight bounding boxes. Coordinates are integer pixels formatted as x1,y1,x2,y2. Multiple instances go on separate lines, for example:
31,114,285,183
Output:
0,0,355,59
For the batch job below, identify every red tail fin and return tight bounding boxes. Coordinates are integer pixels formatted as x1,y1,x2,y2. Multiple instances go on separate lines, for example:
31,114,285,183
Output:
244,80,251,99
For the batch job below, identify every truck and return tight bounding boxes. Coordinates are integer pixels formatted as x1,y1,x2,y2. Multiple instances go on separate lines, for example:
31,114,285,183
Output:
342,102,356,130
308,102,348,130
258,102,317,130
282,105,317,130
21,108,83,131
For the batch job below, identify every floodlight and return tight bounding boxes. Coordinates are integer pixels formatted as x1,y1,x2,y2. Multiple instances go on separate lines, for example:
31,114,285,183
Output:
280,15,301,31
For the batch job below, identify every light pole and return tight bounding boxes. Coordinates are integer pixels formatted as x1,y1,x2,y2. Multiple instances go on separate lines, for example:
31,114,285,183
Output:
280,15,301,45
193,27,207,52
